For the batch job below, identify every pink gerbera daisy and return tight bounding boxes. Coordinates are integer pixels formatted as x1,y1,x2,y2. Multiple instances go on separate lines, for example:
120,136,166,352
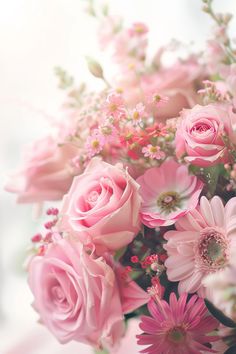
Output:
137,293,219,354
137,159,204,227
164,196,236,295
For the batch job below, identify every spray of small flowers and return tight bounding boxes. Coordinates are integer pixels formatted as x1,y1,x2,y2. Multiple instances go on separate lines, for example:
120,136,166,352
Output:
6,0,236,353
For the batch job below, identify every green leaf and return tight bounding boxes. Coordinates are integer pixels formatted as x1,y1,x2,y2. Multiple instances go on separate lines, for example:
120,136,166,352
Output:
224,345,236,354
114,246,127,261
130,269,143,280
202,165,221,196
204,299,236,328
54,67,74,89
94,349,109,354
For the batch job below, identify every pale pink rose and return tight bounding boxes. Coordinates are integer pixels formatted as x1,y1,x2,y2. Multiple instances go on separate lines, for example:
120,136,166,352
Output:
115,59,202,123
5,136,78,203
28,237,148,349
137,159,204,227
175,103,236,167
140,60,201,121
60,158,141,254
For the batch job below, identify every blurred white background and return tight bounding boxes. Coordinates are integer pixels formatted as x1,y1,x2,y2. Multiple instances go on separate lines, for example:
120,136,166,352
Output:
0,0,236,353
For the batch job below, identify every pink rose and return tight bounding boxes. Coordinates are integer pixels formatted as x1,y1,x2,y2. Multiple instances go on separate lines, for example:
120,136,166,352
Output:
140,59,201,121
115,59,202,123
60,158,141,254
28,237,148,349
175,103,236,167
5,136,78,203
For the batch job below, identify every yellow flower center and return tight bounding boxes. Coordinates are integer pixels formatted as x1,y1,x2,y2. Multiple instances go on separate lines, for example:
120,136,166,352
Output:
91,140,100,149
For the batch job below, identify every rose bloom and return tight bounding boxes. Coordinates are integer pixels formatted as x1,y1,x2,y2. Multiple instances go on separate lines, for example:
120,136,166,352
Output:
60,158,141,254
164,196,236,295
115,59,202,123
175,103,236,167
28,237,148,349
137,159,204,227
5,136,78,203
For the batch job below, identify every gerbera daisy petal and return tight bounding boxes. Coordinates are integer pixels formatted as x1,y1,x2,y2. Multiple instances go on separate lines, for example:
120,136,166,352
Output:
165,195,236,294
137,293,219,354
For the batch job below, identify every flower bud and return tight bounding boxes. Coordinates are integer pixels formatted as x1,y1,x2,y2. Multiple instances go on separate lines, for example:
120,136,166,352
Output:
86,57,104,79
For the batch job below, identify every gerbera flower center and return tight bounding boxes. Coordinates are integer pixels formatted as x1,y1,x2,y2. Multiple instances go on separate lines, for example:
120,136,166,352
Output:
157,191,181,214
167,326,186,344
197,227,229,270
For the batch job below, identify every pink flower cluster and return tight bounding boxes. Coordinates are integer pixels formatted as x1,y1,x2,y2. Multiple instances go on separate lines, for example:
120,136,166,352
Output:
6,2,236,353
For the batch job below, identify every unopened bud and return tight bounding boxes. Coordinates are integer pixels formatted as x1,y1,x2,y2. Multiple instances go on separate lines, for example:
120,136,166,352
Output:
86,57,104,79
202,5,210,13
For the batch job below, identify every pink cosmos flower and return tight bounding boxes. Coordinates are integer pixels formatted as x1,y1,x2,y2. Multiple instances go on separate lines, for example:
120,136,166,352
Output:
137,293,219,354
60,158,141,254
142,145,165,160
5,136,78,203
175,103,236,167
28,237,148,350
164,196,236,295
137,159,204,227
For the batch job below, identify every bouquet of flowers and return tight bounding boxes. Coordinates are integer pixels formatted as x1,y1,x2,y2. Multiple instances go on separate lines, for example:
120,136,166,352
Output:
6,0,236,353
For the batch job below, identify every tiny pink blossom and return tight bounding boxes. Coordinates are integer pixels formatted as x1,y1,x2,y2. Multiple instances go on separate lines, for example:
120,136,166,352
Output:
103,92,126,120
142,145,165,160
137,159,204,227
85,131,105,158
99,123,118,143
130,103,148,126
148,93,169,107
128,22,149,37
137,293,219,354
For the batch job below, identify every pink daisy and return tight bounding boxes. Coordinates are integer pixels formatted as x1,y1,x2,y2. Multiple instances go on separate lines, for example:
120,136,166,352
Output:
137,293,219,354
103,92,126,120
148,93,169,107
130,103,148,126
137,159,204,227
85,131,105,158
99,123,118,143
128,22,149,37
164,196,236,295
142,144,165,160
